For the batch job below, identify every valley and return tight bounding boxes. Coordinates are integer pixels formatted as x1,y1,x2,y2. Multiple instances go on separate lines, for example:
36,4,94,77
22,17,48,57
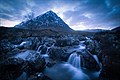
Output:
0,11,120,80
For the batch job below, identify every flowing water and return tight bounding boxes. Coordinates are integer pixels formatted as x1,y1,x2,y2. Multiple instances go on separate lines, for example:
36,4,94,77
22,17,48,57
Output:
68,53,81,69
14,50,33,60
44,41,100,80
93,55,102,69
43,63,90,80
14,39,100,80
36,45,42,54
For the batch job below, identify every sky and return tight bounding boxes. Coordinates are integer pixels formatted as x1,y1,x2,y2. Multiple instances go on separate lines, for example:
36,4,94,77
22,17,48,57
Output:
0,0,120,30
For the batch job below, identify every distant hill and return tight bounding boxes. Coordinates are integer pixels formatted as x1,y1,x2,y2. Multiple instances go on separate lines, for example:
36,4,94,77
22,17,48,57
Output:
80,29,108,32
111,26,120,33
15,10,73,32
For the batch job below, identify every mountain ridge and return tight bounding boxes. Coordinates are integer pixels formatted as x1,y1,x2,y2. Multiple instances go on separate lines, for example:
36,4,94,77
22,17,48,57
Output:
15,10,73,32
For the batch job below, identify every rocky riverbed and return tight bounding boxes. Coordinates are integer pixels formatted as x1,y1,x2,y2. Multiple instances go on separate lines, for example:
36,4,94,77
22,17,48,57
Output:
0,29,120,80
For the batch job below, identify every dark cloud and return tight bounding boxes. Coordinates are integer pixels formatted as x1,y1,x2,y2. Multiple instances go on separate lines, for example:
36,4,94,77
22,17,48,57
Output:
0,0,120,30
63,0,120,29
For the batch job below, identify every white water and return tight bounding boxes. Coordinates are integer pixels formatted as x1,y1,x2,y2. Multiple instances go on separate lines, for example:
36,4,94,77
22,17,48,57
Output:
20,41,27,46
78,44,86,50
67,41,86,53
68,53,81,69
46,47,50,54
14,50,33,60
36,45,42,54
44,63,90,80
14,39,100,80
93,55,101,68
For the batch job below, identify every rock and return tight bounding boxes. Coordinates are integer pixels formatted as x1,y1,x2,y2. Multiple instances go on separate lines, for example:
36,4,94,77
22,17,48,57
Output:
84,39,100,55
43,37,55,44
81,50,100,71
23,41,33,49
55,38,73,47
46,61,57,67
0,58,24,80
16,72,28,80
13,37,42,50
24,53,46,75
49,47,69,61
28,72,52,80
94,32,120,80
99,55,120,80
27,37,41,50
40,46,47,54
72,39,80,45
0,39,15,55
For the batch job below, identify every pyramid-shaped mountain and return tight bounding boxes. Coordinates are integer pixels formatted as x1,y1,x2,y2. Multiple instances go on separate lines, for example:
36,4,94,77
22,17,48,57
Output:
15,10,73,32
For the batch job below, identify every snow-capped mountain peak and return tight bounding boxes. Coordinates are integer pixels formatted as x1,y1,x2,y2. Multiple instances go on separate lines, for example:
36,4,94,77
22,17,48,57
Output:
15,10,73,32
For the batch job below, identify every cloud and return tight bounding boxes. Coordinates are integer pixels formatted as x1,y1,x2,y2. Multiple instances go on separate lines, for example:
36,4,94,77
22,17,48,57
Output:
0,0,120,30
63,0,120,30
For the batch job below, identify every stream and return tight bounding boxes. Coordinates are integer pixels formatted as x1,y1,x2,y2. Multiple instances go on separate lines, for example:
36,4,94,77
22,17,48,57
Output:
14,40,100,80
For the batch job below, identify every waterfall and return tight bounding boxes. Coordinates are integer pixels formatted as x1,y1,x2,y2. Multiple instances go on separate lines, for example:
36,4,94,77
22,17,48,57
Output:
86,50,101,68
93,55,102,68
36,45,42,54
20,41,26,46
42,47,50,58
46,47,50,54
68,53,81,69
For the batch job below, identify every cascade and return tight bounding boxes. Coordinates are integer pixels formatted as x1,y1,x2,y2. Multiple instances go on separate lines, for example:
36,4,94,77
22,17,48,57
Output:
36,45,42,54
68,53,81,69
46,47,50,54
42,47,50,58
93,55,102,68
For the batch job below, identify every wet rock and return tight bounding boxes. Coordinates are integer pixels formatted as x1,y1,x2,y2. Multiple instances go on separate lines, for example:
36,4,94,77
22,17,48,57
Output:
99,55,120,80
0,39,15,55
72,39,80,45
0,58,24,80
81,50,100,71
27,37,41,50
94,32,120,80
14,37,41,50
14,41,29,49
24,53,46,75
16,72,28,80
55,38,73,47
46,61,57,67
41,46,47,54
84,39,100,55
49,47,69,61
28,72,52,80
43,37,56,45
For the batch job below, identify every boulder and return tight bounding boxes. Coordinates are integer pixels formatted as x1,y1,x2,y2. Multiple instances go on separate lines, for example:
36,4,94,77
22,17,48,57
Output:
40,46,47,54
81,50,100,71
94,33,120,80
72,39,80,45
55,38,73,47
84,39,100,55
0,39,15,55
0,58,24,80
49,47,69,61
28,72,52,80
24,53,46,75
99,55,120,80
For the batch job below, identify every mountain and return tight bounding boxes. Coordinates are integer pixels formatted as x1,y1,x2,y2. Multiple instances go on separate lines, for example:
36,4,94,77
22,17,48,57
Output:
111,26,120,32
15,10,73,32
79,29,108,32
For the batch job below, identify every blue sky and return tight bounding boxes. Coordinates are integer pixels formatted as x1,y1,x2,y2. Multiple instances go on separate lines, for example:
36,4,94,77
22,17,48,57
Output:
0,0,120,30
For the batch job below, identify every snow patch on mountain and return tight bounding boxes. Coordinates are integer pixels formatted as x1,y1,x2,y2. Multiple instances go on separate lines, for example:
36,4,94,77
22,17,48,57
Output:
15,10,73,32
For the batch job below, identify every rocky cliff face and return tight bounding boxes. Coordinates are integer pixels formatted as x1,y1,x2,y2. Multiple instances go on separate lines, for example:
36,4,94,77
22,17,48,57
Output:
15,10,73,32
